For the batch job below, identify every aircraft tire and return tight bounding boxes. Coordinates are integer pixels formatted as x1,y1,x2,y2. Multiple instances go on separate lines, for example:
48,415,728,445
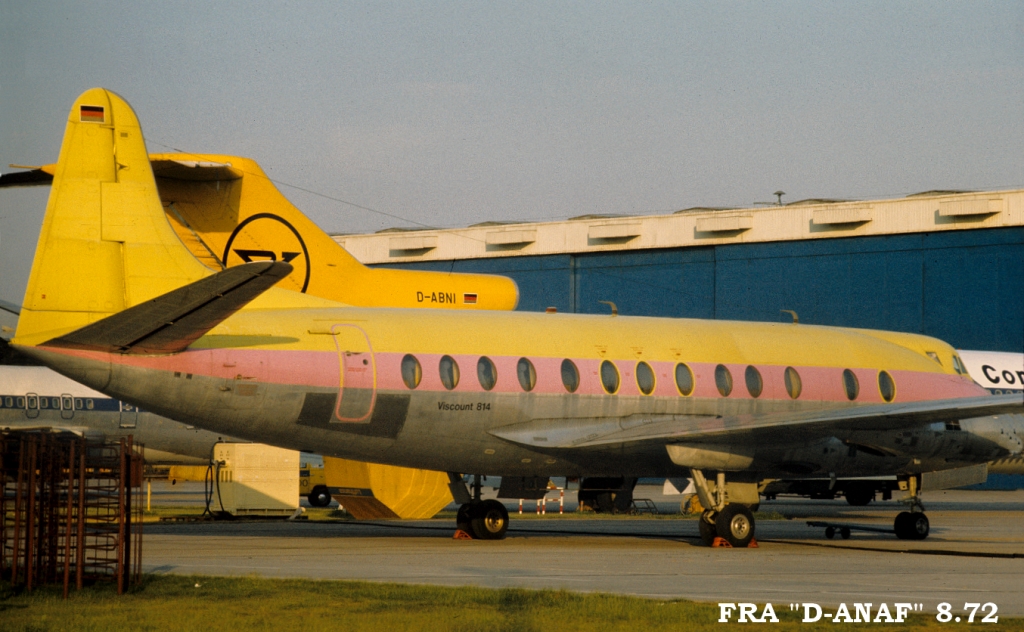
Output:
844,486,874,506
894,512,928,540
307,486,332,508
470,499,509,540
698,512,717,546
715,504,755,548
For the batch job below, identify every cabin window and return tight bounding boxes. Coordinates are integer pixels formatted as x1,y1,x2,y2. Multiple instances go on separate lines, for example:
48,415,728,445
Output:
636,362,655,395
715,364,733,397
17,397,26,408
745,366,763,398
40,398,49,409
401,354,422,390
784,367,802,399
3,397,11,408
62,396,73,410
477,357,497,391
926,351,942,365
600,360,620,394
517,358,536,392
27,395,38,409
842,369,859,400
561,359,580,393
952,355,967,375
675,363,694,396
75,398,84,410
86,399,94,410
439,355,460,390
878,370,896,402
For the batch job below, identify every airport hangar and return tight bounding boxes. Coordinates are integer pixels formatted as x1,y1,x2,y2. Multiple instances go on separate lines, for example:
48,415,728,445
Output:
336,189,1024,355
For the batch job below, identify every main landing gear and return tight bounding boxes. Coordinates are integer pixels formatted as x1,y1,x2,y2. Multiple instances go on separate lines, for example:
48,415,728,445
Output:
893,475,929,540
690,469,757,548
449,473,510,540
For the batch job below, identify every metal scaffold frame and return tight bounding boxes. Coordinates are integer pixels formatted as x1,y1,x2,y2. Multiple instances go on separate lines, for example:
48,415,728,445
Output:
1,431,143,596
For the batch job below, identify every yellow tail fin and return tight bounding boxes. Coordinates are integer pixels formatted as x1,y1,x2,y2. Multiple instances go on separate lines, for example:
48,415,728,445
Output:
15,88,214,345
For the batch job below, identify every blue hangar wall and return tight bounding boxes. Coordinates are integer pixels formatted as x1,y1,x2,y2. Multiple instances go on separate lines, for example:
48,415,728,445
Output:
377,226,1024,353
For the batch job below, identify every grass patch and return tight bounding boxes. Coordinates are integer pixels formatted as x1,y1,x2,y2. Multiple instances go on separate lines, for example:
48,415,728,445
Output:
1,575,1019,631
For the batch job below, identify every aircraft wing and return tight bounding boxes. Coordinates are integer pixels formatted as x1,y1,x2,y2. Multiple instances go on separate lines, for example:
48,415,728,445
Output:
42,261,291,355
489,393,1024,449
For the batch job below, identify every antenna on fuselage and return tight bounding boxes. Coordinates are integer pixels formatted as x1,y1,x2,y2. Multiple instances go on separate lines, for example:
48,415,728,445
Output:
598,301,618,317
781,309,799,324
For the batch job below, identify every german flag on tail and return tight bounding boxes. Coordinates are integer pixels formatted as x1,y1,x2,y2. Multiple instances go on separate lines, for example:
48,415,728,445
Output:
80,105,104,123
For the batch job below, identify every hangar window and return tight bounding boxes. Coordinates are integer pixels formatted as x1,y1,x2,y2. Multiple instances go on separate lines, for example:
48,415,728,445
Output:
439,355,460,391
715,364,733,397
784,367,802,399
600,360,620,394
517,358,536,392
401,354,422,389
745,366,763,398
477,356,497,391
675,363,695,396
561,359,580,393
878,370,896,402
842,369,859,401
636,361,655,395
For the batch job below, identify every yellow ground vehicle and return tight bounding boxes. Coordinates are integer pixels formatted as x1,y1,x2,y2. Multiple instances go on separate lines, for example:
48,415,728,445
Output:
300,463,331,507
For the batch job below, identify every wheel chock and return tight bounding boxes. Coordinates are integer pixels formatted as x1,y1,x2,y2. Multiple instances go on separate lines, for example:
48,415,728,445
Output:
711,537,758,548
453,529,474,540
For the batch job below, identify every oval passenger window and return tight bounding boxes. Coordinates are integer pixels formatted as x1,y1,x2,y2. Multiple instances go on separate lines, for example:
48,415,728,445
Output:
715,364,733,397
843,369,859,401
401,354,422,389
439,355,460,391
600,360,620,394
784,366,802,399
636,362,655,395
675,363,694,396
745,366,762,398
561,359,580,393
517,358,536,392
477,356,497,391
878,370,896,402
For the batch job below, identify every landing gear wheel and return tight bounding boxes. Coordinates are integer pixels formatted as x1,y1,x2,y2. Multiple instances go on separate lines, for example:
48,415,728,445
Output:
894,511,929,540
825,526,836,540
715,504,755,548
840,527,851,540
456,504,473,535
307,486,332,508
698,512,717,546
845,487,874,506
469,499,509,540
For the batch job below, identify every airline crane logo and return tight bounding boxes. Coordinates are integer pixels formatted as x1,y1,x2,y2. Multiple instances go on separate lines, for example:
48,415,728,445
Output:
222,213,311,293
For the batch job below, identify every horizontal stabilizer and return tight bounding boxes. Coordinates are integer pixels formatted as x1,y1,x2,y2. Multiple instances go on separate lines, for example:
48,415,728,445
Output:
0,167,53,188
42,261,292,355
0,299,21,316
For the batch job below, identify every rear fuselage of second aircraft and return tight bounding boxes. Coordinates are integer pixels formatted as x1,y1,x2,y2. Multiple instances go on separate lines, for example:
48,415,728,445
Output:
18,307,1016,478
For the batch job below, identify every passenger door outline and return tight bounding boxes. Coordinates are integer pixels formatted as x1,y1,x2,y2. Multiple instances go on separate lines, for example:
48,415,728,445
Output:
331,324,376,423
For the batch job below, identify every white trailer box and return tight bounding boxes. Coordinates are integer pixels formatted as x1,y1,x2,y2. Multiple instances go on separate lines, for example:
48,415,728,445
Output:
211,443,299,516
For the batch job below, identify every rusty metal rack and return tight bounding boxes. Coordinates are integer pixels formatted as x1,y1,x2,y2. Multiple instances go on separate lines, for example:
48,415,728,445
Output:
1,430,143,596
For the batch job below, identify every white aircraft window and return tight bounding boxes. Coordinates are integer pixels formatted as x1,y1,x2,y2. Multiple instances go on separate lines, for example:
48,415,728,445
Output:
439,355,460,390
86,399,94,410
40,398,49,409
952,355,967,375
517,358,536,392
878,370,896,402
62,396,73,410
675,363,695,396
925,351,942,365
3,397,11,407
745,366,763,398
843,369,859,400
401,354,422,389
74,398,84,410
561,359,580,393
600,360,620,394
715,364,733,397
636,361,655,395
477,357,497,391
18,397,26,408
784,367,802,399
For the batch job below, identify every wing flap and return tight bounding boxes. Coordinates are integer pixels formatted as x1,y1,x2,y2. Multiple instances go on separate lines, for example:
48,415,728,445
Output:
42,261,291,355
490,394,1024,449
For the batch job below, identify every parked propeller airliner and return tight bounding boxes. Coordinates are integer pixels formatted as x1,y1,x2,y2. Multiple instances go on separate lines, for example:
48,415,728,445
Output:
11,89,1024,546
